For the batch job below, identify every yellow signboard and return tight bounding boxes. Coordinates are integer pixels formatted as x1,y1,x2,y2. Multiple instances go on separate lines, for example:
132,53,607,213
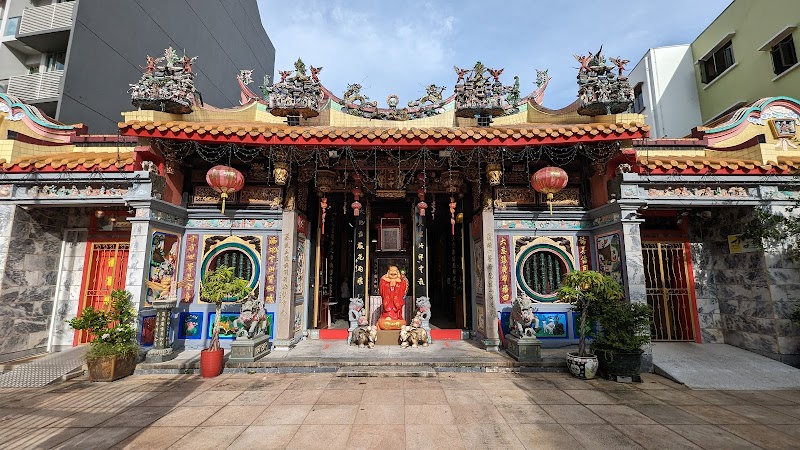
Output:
728,234,759,254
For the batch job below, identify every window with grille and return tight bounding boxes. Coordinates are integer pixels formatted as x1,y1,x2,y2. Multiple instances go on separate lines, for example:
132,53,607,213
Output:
633,83,644,113
771,34,798,75
700,40,735,84
209,249,254,283
517,248,570,302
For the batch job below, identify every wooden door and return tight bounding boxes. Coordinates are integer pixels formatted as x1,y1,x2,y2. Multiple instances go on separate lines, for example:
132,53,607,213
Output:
74,242,130,345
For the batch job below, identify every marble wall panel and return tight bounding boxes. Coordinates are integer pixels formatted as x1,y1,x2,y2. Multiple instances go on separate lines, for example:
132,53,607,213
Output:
0,207,64,360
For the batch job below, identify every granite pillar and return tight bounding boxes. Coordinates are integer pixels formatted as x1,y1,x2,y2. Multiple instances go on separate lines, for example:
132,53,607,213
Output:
273,204,299,350
480,203,500,351
619,206,652,372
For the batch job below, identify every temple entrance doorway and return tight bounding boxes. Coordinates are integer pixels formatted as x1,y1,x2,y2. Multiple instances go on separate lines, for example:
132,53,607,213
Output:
312,194,354,329
427,194,468,329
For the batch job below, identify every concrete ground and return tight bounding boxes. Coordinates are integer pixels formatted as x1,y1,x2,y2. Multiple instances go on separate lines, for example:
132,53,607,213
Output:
1,372,800,449
653,342,800,390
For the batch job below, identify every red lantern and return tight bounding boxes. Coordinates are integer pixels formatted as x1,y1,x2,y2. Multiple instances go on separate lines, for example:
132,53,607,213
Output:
531,166,568,215
206,165,245,214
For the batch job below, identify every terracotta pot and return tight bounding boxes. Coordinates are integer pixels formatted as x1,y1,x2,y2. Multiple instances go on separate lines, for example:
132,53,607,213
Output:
87,354,137,382
566,352,598,380
200,348,224,378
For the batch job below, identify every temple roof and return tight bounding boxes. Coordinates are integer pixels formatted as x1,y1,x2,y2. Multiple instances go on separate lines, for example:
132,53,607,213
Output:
118,119,648,147
1,151,135,172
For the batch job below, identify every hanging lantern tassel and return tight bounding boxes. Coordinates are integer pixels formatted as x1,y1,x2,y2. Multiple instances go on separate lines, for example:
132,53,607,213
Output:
221,192,229,214
449,196,457,235
320,196,328,235
530,166,568,216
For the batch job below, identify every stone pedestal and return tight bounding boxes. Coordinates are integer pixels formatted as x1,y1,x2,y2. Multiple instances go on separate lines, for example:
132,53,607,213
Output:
145,298,177,363
506,334,542,362
376,330,401,346
228,334,271,364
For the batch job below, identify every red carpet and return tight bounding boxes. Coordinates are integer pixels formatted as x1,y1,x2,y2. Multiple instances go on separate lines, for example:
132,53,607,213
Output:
319,329,349,340
319,328,463,340
430,329,463,340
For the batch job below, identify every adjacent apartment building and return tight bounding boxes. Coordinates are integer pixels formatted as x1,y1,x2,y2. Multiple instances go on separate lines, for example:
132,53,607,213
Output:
628,45,702,138
692,0,800,124
0,0,275,133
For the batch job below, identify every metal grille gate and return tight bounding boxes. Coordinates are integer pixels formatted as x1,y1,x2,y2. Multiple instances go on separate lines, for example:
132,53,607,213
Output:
642,242,697,341
76,242,130,344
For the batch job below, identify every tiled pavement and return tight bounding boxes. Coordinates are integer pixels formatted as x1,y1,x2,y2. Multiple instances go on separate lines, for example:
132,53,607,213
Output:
1,372,800,449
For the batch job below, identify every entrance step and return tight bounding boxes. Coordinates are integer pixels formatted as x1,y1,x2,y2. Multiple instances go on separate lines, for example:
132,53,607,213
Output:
336,366,437,377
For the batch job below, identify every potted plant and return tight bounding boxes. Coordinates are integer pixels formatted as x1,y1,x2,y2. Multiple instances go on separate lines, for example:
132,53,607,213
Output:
557,270,624,379
68,289,139,382
199,265,253,378
592,298,652,382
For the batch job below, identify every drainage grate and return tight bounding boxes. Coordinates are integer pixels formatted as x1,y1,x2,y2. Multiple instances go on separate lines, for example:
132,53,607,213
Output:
0,346,86,388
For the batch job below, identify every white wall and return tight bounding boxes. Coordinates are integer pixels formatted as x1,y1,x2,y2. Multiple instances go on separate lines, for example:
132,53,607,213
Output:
629,45,702,138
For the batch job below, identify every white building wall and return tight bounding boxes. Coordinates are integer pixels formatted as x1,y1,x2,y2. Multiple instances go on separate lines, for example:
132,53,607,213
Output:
629,45,702,138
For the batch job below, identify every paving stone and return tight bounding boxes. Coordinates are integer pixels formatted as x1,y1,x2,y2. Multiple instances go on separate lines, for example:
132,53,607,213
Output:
615,424,701,449
540,404,606,424
720,404,800,424
404,388,448,404
304,404,358,424
0,426,85,448
450,404,506,424
666,425,761,449
201,404,268,426
511,424,580,450
150,405,222,427
404,404,455,424
181,390,242,406
588,404,657,425
489,389,536,404
498,404,556,424
561,424,643,449
563,389,617,404
111,426,193,449
457,423,525,449
631,404,709,425
228,389,281,406
252,404,312,425
227,425,299,450
99,406,172,428
361,388,404,405
272,389,324,405
55,426,141,450
355,404,404,424
345,424,405,450
405,424,464,449
719,424,799,450
528,389,579,405
676,405,756,425
444,389,493,405
286,424,352,450
169,425,246,450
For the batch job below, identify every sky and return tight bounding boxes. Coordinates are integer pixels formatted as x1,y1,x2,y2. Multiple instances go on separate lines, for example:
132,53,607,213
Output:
257,0,733,110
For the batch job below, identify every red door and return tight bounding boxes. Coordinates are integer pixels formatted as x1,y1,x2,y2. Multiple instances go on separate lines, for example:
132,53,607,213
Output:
74,242,130,345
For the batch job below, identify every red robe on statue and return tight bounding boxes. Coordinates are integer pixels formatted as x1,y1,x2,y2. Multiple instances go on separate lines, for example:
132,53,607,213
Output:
378,267,408,330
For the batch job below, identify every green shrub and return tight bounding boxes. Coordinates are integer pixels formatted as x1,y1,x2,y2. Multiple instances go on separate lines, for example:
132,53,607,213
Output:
68,289,139,362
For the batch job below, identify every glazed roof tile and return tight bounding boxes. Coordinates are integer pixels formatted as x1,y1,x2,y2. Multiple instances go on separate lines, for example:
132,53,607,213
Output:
637,156,800,175
1,152,135,172
118,120,649,146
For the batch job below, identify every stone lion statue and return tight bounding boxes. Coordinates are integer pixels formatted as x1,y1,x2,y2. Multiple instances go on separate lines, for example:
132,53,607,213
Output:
351,325,377,348
233,296,268,339
348,297,365,329
400,325,429,348
510,296,539,338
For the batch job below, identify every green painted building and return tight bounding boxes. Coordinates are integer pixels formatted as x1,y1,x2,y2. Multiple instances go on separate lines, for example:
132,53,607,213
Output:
691,0,800,124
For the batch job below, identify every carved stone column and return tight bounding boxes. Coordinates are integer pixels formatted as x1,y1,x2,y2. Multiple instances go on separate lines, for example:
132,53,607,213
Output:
480,193,501,351
145,297,177,363
619,205,652,372
273,185,299,350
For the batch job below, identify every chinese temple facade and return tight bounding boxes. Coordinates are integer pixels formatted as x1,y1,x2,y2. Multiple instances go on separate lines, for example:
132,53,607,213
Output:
0,48,798,369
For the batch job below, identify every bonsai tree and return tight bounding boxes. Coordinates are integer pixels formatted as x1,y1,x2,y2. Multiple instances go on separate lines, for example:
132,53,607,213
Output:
68,289,138,362
556,270,624,357
199,265,253,351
